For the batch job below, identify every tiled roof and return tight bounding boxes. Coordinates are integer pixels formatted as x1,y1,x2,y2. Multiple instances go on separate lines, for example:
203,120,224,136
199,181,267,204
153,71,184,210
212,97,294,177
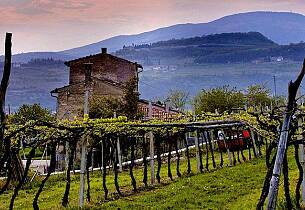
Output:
64,52,143,69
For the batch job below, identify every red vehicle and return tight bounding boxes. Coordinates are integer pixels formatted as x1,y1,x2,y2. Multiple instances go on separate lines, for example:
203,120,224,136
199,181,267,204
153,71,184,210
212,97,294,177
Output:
217,130,251,152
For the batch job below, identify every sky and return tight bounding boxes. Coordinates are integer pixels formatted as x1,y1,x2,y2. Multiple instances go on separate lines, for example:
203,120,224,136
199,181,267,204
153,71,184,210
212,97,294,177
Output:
1,0,305,55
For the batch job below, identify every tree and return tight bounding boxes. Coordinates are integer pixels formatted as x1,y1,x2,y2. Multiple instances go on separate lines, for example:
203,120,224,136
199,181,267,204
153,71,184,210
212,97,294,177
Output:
166,89,189,111
89,77,139,120
246,84,271,108
10,104,54,124
89,96,123,119
122,76,139,120
193,85,244,114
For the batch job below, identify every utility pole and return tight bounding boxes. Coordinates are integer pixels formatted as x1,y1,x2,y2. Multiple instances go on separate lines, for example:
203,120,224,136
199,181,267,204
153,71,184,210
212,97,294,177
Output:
273,75,277,97
148,101,155,184
79,62,92,208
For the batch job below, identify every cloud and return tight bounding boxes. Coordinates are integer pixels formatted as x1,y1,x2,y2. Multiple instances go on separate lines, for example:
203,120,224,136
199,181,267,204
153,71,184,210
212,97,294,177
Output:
1,0,305,54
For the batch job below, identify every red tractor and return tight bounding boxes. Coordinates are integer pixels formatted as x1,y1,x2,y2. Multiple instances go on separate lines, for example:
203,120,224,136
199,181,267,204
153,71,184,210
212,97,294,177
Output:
217,129,251,152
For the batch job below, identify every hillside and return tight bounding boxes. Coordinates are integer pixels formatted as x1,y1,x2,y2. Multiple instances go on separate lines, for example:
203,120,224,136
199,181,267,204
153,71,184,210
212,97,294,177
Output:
60,11,305,58
2,32,304,111
3,11,305,63
115,32,305,65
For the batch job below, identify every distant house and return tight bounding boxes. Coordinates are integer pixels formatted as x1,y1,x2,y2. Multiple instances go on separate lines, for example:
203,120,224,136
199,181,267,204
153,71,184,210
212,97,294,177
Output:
51,48,143,120
270,56,284,62
138,99,180,120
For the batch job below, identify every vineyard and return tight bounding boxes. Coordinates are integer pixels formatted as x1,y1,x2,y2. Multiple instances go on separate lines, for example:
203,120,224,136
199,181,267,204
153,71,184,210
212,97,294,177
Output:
0,105,302,210
1,35,305,210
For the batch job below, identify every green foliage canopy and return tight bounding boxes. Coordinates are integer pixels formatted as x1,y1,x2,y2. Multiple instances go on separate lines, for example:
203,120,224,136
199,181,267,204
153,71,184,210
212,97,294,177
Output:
122,76,139,120
246,84,271,107
89,96,123,119
193,86,244,114
166,89,189,112
89,77,139,120
10,104,54,125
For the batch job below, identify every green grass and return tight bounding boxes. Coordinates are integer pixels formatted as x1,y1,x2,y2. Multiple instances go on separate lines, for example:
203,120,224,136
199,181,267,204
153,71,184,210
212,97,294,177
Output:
0,148,300,210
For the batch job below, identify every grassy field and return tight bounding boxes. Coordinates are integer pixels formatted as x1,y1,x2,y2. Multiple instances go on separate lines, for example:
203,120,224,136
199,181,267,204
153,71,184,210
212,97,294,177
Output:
0,149,300,210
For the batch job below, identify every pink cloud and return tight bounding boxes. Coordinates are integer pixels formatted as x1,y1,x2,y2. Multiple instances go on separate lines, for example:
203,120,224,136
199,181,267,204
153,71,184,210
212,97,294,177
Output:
0,0,305,54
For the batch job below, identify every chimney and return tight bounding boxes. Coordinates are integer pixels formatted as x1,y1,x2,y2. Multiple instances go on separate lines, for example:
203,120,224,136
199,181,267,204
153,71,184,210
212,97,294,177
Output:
101,48,107,54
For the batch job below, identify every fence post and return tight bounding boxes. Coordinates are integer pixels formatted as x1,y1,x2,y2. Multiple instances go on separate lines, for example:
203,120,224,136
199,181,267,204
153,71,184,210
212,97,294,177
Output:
79,139,87,208
149,132,155,184
220,129,232,166
101,142,103,170
79,63,92,208
91,148,95,172
297,88,305,203
298,115,305,203
209,130,215,150
117,137,122,172
148,101,155,185
250,129,259,156
194,130,201,172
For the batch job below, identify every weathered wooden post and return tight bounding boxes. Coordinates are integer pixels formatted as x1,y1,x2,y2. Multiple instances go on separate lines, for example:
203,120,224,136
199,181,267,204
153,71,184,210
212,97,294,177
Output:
91,148,96,172
101,142,104,170
117,137,122,172
148,101,155,184
194,130,201,172
0,33,11,136
298,113,305,203
267,60,305,209
220,129,233,166
250,129,259,156
149,132,154,184
297,89,305,204
0,33,13,189
79,62,92,208
209,130,215,150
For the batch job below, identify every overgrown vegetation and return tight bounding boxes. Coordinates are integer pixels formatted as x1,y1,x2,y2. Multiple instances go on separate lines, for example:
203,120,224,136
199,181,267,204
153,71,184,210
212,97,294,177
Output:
165,89,189,111
193,85,244,114
192,84,284,114
9,104,54,124
89,96,123,119
89,77,139,120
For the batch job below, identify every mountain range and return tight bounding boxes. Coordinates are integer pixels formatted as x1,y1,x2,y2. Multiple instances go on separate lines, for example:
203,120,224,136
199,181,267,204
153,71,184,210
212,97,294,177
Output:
115,32,305,65
3,11,305,63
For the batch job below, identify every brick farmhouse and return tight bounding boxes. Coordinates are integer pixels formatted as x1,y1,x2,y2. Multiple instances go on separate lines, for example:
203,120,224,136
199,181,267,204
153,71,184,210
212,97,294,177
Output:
51,48,179,120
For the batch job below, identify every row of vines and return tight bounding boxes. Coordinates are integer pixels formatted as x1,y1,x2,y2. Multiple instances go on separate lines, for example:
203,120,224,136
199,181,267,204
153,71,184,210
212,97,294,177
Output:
0,110,280,209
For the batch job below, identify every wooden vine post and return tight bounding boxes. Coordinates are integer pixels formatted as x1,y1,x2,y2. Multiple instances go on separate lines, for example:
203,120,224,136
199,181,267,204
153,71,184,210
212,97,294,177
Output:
297,89,305,203
194,129,201,172
250,129,259,156
0,33,12,140
267,59,305,209
221,129,233,166
116,136,122,172
79,62,92,208
148,101,155,184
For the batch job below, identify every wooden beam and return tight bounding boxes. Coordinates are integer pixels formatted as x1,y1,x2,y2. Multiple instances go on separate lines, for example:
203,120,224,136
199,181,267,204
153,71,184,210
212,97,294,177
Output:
149,132,155,185
267,59,305,209
0,33,12,140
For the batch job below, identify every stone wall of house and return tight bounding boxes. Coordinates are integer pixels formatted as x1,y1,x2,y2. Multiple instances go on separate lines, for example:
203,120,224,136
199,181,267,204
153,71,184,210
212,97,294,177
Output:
55,51,139,120
56,80,124,120
68,54,138,85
